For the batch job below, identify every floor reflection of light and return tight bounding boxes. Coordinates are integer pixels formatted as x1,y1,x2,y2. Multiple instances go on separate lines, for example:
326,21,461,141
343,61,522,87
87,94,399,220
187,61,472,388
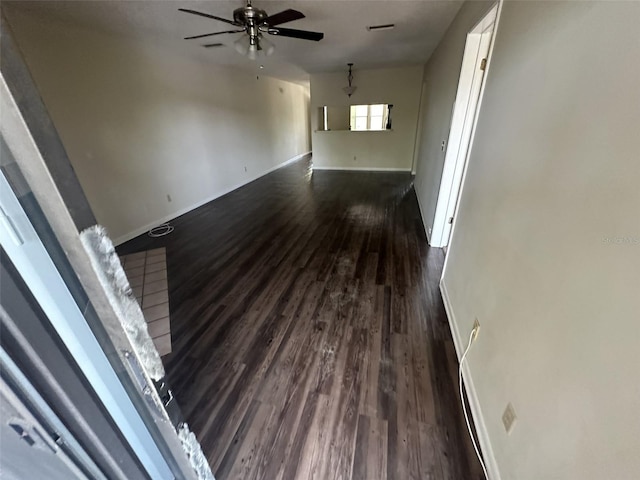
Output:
347,204,381,227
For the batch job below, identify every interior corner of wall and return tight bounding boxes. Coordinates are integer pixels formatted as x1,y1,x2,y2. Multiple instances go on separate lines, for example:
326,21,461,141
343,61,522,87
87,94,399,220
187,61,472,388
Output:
439,277,461,352
413,191,433,245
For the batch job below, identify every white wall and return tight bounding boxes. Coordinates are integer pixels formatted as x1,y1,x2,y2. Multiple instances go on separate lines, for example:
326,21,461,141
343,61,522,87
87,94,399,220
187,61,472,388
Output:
442,1,640,479
413,1,493,240
310,66,422,170
5,11,311,244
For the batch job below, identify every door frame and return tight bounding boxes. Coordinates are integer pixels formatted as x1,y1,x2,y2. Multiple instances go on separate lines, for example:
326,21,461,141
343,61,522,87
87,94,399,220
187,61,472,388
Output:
429,4,499,248
0,168,174,479
0,17,206,478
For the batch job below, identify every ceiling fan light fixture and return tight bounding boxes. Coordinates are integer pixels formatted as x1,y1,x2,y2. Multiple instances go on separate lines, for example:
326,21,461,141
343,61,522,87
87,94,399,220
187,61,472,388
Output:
234,35,251,55
234,34,274,60
259,36,275,56
181,2,323,61
248,45,259,60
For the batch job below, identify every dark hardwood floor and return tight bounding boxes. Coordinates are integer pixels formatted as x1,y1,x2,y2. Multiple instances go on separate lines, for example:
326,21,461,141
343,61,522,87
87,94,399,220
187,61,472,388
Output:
118,157,483,480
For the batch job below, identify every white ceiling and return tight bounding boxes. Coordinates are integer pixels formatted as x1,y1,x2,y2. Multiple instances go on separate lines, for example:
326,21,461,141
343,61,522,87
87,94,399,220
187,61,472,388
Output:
4,0,463,84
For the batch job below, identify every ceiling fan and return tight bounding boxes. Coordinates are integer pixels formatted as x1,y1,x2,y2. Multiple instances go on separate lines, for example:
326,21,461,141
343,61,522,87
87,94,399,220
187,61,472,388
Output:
179,1,324,60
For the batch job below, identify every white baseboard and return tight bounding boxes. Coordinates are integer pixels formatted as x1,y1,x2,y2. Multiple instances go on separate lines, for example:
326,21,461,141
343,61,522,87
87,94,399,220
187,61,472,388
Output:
113,151,311,245
311,165,411,172
440,279,502,480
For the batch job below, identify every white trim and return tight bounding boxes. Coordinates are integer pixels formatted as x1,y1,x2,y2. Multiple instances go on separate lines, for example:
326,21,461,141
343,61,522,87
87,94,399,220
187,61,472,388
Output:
440,278,502,480
113,151,311,245
311,166,411,172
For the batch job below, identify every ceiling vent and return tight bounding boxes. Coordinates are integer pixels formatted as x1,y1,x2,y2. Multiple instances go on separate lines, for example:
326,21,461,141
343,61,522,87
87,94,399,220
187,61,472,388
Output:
366,24,395,31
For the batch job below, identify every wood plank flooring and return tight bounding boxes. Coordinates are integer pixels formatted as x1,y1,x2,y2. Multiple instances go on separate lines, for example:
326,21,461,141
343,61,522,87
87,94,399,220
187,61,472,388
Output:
118,157,484,480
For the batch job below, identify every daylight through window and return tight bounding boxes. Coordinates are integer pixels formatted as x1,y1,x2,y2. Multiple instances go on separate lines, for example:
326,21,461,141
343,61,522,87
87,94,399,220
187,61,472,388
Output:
350,104,389,131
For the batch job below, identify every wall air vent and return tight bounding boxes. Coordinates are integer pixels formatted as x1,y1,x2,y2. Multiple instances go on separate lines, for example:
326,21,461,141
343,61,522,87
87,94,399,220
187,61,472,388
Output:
366,24,395,31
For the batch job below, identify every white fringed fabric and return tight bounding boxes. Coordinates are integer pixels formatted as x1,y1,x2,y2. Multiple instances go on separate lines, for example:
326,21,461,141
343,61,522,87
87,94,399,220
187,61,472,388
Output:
178,424,216,480
80,225,165,380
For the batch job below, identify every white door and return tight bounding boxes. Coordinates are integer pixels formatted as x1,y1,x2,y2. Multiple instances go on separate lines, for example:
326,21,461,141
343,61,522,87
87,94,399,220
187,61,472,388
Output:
429,5,498,248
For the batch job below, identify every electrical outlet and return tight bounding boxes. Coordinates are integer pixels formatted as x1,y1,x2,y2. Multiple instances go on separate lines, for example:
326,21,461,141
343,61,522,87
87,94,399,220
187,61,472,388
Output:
502,402,517,434
472,318,480,341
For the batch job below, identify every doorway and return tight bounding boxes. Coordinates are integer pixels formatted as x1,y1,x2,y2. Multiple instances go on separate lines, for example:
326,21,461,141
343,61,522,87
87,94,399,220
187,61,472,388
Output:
429,4,498,248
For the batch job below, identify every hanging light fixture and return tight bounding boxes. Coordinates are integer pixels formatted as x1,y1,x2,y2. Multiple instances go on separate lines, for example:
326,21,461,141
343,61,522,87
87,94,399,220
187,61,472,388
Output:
343,63,357,97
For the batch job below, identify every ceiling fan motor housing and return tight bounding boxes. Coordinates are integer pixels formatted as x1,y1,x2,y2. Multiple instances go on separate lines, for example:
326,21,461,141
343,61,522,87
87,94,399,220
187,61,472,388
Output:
233,5,269,27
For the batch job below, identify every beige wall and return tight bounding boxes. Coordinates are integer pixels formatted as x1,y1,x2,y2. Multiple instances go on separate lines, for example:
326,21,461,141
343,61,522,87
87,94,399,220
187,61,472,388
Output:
5,10,311,244
310,66,422,170
413,1,493,239
443,1,640,479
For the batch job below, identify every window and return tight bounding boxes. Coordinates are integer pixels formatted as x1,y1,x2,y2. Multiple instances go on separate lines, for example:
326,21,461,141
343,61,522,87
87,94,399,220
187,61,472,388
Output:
369,104,385,130
316,104,392,132
352,105,369,131
350,104,388,131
